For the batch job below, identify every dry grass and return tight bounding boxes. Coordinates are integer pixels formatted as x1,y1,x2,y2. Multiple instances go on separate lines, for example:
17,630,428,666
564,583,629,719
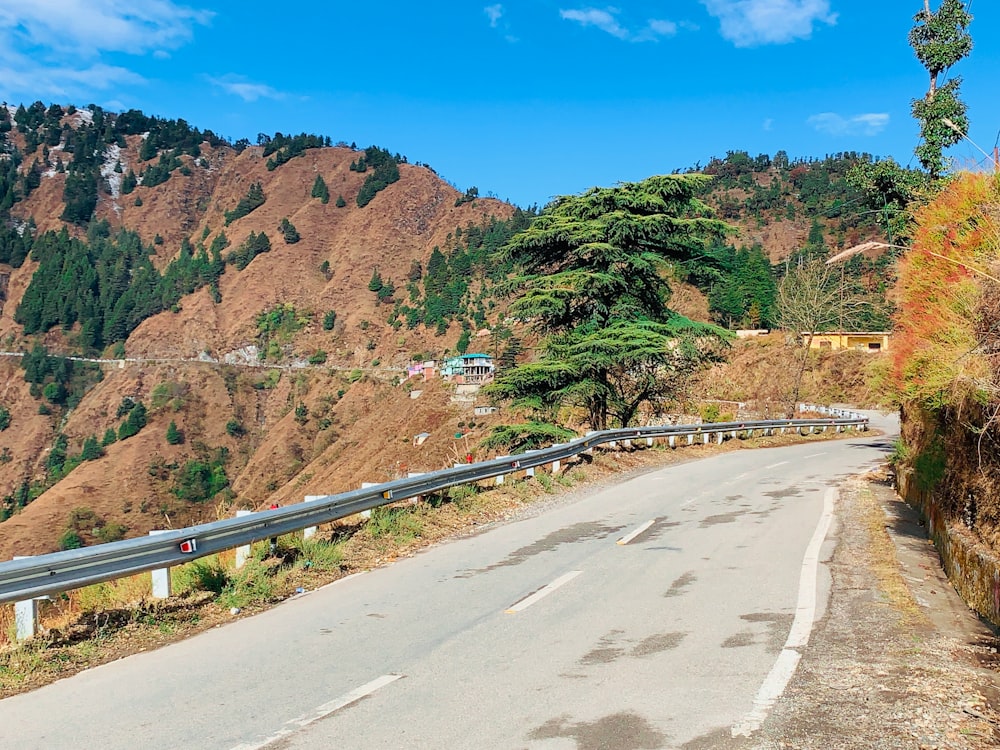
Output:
855,479,924,622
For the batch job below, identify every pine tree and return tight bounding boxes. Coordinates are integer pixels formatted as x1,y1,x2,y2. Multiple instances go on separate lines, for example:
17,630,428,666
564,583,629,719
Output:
335,194,346,208
166,420,183,445
311,174,330,204
81,435,104,460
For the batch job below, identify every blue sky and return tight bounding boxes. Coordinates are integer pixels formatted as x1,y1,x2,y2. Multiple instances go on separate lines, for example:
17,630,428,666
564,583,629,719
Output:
0,1,997,207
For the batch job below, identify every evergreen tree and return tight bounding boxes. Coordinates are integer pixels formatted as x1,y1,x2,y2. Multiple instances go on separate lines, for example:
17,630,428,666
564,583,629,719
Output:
279,217,300,244
101,427,118,446
368,269,384,292
335,194,346,208
81,435,103,460
487,175,730,429
311,174,330,204
166,420,183,445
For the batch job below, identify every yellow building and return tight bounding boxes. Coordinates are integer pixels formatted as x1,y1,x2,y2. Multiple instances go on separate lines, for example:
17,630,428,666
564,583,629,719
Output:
806,332,891,352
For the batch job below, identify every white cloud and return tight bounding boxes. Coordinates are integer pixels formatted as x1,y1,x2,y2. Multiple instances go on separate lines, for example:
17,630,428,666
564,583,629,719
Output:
560,8,628,39
701,0,837,46
0,60,144,99
484,4,503,28
0,0,208,103
807,112,889,136
561,8,680,42
648,19,678,36
763,118,774,131
0,0,212,57
207,75,284,103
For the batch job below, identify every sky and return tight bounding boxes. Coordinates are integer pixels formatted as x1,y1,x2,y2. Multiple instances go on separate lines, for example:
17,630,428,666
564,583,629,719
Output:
0,1,998,208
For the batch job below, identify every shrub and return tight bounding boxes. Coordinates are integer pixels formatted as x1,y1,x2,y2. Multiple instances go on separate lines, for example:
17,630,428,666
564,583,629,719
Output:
225,419,245,437
308,350,327,365
59,529,84,550
0,405,9,431
322,310,336,330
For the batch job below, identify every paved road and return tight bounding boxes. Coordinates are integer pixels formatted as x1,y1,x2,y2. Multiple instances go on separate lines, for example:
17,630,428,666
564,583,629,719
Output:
0,413,895,750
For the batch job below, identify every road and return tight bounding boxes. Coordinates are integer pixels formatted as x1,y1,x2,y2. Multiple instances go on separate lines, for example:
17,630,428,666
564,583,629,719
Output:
0,412,895,749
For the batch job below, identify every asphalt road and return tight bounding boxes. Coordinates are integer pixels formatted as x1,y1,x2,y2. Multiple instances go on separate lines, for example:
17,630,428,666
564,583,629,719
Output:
0,413,896,750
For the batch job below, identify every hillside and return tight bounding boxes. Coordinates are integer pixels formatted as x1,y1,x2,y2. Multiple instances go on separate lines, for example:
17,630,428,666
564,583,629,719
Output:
0,102,890,556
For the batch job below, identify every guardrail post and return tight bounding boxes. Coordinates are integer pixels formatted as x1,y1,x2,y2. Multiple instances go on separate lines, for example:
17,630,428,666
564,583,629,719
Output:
359,483,377,518
231,510,254,567
13,556,38,641
550,446,562,475
687,434,694,445
405,474,425,504
703,432,710,444
524,451,536,478
646,437,654,448
148,531,172,599
622,439,632,450
302,496,324,539
717,431,724,445
584,432,597,455
668,435,676,449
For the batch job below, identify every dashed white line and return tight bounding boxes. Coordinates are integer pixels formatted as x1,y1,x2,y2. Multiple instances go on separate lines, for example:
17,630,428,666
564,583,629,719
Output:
764,461,789,470
231,674,403,750
732,487,837,738
803,452,827,459
505,570,582,613
617,520,655,545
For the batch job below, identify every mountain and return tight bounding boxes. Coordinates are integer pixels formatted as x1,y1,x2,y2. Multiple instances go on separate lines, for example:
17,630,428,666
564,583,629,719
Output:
0,102,891,556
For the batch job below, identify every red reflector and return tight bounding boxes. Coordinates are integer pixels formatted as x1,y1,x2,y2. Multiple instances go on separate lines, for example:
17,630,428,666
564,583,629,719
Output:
179,539,197,554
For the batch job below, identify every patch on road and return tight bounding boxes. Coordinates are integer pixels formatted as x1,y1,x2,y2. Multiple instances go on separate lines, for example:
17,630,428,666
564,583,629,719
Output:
528,711,667,750
457,521,626,577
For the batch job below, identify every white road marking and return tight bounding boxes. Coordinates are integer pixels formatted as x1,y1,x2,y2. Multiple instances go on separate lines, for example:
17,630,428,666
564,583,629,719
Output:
764,461,789,470
505,570,582,613
231,674,403,750
617,520,655,545
732,487,837,738
803,452,827,459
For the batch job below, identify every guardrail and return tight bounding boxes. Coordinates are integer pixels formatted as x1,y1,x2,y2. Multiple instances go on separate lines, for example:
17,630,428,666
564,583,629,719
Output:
0,407,867,607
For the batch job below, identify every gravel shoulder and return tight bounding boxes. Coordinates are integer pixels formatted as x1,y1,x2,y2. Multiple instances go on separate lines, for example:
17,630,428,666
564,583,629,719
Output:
686,473,1000,750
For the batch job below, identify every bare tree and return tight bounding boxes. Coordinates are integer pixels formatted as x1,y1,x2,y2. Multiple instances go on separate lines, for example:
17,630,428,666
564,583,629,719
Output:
776,261,869,415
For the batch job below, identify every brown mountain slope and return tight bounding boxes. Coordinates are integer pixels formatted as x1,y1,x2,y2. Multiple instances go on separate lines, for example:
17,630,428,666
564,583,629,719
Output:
0,127,519,554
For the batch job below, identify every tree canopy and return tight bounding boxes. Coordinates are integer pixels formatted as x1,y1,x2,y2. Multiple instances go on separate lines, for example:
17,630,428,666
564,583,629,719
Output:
487,175,731,430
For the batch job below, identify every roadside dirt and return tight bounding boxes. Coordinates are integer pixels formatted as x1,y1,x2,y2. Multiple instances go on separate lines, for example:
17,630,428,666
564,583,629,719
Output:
685,473,1000,750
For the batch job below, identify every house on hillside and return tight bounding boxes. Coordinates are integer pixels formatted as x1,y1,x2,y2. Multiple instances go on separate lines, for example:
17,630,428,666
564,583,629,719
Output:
441,353,495,385
806,332,891,352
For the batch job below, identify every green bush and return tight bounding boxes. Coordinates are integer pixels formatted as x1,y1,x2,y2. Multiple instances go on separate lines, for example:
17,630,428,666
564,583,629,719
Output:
0,405,9,431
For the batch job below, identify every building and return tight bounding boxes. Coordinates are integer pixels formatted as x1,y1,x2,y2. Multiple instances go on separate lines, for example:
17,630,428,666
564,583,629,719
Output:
441,353,495,384
806,332,891,352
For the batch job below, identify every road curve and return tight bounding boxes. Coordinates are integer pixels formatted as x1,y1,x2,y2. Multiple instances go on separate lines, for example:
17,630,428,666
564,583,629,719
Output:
0,412,896,750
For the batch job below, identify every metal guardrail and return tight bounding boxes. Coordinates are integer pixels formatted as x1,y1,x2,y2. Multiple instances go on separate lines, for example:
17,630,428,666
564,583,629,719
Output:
0,408,867,605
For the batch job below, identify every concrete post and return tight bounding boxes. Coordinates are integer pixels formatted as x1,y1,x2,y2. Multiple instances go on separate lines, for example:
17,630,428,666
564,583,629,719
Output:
405,474,425,505
148,531,172,599
584,432,597,456
608,440,618,450
622,439,632,450
13,556,38,641
717,431,724,445
302,496,324,539
703,433,710,444
687,434,694,445
233,511,254,567
669,435,676,449
646,437,654,447
359,483,377,519
549,445,562,475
